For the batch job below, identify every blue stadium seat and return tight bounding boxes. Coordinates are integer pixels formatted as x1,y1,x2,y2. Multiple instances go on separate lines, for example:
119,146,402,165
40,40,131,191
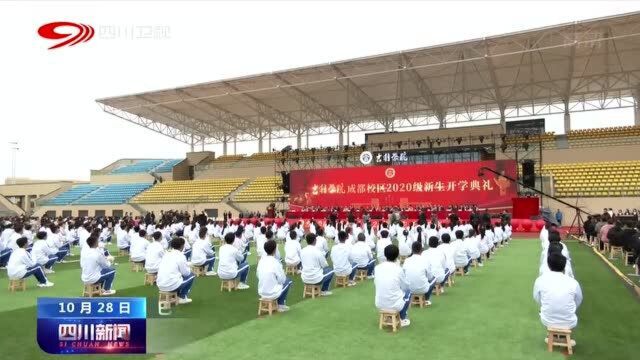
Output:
110,160,165,174
74,183,153,205
154,159,181,173
46,184,103,205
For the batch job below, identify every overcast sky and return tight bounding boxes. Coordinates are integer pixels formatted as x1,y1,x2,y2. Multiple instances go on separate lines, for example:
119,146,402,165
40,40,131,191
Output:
1,1,638,183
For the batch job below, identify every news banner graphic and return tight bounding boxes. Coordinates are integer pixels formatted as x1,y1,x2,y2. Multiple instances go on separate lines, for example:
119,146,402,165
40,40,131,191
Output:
37,298,146,354
360,150,409,165
289,160,517,208
37,22,95,50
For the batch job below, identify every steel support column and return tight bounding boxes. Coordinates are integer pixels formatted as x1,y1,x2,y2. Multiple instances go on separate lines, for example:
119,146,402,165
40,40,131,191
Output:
296,131,302,149
223,139,228,156
306,127,310,148
190,134,195,152
499,107,506,132
258,137,264,153
234,137,237,155
634,89,640,126
438,115,446,129
268,133,272,152
338,127,344,148
563,101,571,133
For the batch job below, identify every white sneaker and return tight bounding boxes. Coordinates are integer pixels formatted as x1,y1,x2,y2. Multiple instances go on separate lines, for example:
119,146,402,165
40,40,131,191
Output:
277,305,290,312
247,252,252,256
0,266,6,270
101,289,116,296
425,300,432,306
296,270,302,274
347,281,357,287
237,283,250,290
367,275,375,280
178,297,193,305
44,269,55,274
205,271,217,276
400,319,411,327
320,291,333,296
38,281,54,288
478,263,484,267
440,287,445,294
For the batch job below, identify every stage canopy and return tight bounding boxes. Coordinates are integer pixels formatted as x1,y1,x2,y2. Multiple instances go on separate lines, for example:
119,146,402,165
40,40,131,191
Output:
96,12,640,149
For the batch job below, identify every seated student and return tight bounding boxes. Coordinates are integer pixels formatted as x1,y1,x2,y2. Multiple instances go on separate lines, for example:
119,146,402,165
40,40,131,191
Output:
539,242,574,278
533,252,582,344
398,229,412,258
478,227,490,260
191,227,216,276
540,231,570,266
174,230,192,261
452,230,473,274
232,227,248,262
255,226,268,260
80,236,115,295
330,230,357,286
374,244,411,327
218,233,250,289
264,229,282,261
130,229,149,264
437,233,457,277
157,237,195,304
315,227,329,258
116,223,131,252
48,225,69,263
422,236,449,291
324,223,336,243
350,232,376,278
376,230,393,262
32,231,58,274
284,230,302,271
145,231,165,274
8,236,54,287
464,229,482,266
301,233,334,296
258,239,293,312
0,223,14,269
403,241,437,306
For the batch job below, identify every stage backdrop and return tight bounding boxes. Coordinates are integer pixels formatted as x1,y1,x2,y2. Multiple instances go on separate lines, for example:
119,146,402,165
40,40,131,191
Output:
289,160,517,209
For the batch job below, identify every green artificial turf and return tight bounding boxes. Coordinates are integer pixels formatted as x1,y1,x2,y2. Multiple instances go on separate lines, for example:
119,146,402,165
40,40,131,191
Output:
0,240,637,360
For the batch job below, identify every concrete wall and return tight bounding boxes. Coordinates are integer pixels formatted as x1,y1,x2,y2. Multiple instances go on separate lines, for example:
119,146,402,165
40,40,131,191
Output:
33,204,140,218
0,181,76,214
542,196,640,222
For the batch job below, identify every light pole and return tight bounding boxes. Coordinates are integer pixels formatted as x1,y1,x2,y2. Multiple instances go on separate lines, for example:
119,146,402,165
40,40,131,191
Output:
9,142,19,183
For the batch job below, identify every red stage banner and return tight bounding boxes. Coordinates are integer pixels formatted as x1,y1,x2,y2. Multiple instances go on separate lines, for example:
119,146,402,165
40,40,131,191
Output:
289,160,517,209
512,197,540,219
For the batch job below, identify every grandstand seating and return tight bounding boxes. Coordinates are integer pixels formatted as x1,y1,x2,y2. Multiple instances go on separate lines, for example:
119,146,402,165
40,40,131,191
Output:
74,183,152,205
46,184,102,205
567,126,640,147
131,178,247,203
234,176,283,202
543,160,640,197
110,160,165,174
154,159,182,173
247,152,277,161
214,155,246,162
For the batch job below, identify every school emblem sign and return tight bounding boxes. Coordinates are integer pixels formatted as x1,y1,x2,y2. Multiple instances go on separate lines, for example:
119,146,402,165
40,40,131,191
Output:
385,168,396,179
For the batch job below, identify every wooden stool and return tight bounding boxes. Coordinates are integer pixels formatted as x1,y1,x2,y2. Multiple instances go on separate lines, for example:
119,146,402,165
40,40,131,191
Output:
285,264,298,275
410,293,425,308
303,284,321,299
447,274,454,286
433,283,442,296
258,298,278,316
471,259,478,268
378,310,400,332
191,265,205,277
82,283,103,297
547,327,573,355
131,261,144,272
220,279,237,292
8,279,26,292
455,267,465,276
118,249,129,256
609,246,623,260
355,269,368,282
624,250,634,266
335,275,349,288
603,242,611,254
144,272,157,286
158,291,178,315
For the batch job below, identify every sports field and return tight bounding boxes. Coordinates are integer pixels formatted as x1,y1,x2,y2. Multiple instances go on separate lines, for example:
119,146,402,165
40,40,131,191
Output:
0,239,637,360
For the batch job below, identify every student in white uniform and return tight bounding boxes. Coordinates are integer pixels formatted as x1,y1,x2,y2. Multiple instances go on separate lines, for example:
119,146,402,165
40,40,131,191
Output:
8,224,24,251
156,237,195,304
314,227,329,258
540,223,550,250
264,229,282,261
284,230,302,271
257,239,293,312
376,230,392,262
398,229,411,258
255,226,268,260
116,223,130,252
7,237,53,287
0,223,15,268
330,230,357,286
300,233,334,296
374,244,411,327
533,252,582,345
464,229,482,266
145,231,165,274
32,231,58,274
403,241,437,306
423,236,449,291
539,242,574,278
324,223,336,243
218,233,250,289
232,227,248,262
130,229,149,263
191,227,216,276
452,230,472,274
438,233,457,277
350,233,376,278
80,236,115,295
48,225,69,263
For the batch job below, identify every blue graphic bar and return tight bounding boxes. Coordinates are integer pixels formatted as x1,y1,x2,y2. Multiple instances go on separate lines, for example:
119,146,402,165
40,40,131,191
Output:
38,297,146,319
